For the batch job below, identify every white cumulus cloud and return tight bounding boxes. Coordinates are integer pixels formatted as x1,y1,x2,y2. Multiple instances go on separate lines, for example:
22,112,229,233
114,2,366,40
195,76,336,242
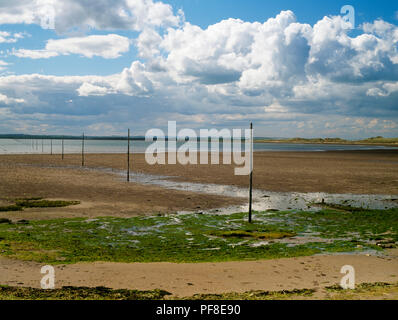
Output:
13,34,131,59
0,0,181,33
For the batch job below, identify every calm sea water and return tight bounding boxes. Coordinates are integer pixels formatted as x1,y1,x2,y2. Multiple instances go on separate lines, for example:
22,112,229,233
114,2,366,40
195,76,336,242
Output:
0,138,396,154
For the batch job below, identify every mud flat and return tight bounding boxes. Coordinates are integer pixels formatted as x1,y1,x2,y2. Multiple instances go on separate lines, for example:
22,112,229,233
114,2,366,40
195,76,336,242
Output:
0,155,243,220
2,150,398,193
0,151,397,300
1,150,397,218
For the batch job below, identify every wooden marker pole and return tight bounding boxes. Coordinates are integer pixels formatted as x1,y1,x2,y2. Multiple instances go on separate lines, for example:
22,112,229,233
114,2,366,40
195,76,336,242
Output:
62,137,64,160
248,122,253,223
81,133,85,166
127,129,130,182
50,139,53,155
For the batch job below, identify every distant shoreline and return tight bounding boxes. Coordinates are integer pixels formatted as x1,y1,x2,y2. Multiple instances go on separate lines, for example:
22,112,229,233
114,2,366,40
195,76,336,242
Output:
1,135,397,147
254,138,398,147
254,141,398,147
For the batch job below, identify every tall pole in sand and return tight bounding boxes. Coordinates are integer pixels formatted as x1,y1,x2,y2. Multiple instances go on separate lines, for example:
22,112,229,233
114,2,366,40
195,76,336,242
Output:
50,139,53,155
127,129,130,182
248,122,253,223
42,139,44,153
82,133,85,167
62,137,64,160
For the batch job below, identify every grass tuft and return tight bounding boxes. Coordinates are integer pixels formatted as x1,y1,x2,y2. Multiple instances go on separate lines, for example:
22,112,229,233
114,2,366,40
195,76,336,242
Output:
324,282,398,300
0,198,80,212
0,205,23,212
0,285,171,300
185,288,315,300
15,199,80,208
326,282,394,292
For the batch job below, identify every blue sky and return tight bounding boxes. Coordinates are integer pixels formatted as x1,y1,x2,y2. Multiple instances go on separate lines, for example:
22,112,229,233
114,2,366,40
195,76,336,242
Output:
166,0,397,28
0,0,397,138
4,0,397,76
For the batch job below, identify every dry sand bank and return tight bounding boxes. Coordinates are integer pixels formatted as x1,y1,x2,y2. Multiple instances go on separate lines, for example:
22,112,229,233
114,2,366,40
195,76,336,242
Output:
1,250,397,297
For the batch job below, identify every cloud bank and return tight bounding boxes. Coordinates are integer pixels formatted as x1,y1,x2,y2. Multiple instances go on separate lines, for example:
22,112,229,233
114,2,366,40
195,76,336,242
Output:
0,2,397,138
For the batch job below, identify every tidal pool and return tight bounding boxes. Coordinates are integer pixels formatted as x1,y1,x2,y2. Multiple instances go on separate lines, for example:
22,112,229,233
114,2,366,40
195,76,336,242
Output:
118,171,397,215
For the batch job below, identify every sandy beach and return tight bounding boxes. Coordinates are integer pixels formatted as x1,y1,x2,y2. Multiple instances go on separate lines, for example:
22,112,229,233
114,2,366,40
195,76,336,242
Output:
1,250,397,298
0,150,397,298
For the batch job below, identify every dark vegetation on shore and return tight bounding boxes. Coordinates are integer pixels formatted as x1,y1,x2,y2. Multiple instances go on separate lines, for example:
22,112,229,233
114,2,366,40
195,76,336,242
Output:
0,207,396,264
0,285,170,300
255,136,398,145
0,198,80,213
1,282,397,300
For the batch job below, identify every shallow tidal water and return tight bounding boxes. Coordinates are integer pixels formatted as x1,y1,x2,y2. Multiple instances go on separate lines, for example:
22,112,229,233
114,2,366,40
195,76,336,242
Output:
117,170,397,215
1,138,397,154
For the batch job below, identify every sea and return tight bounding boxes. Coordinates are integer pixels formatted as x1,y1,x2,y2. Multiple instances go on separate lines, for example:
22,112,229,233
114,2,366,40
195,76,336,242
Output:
0,138,396,154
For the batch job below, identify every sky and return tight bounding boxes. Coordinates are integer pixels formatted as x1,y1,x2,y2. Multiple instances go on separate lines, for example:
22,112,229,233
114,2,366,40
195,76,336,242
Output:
0,0,397,138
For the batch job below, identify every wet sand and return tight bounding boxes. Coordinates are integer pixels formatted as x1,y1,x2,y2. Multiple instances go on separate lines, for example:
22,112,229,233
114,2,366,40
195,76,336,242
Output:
0,157,242,221
1,150,398,197
1,150,397,298
1,250,397,297
1,150,397,219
